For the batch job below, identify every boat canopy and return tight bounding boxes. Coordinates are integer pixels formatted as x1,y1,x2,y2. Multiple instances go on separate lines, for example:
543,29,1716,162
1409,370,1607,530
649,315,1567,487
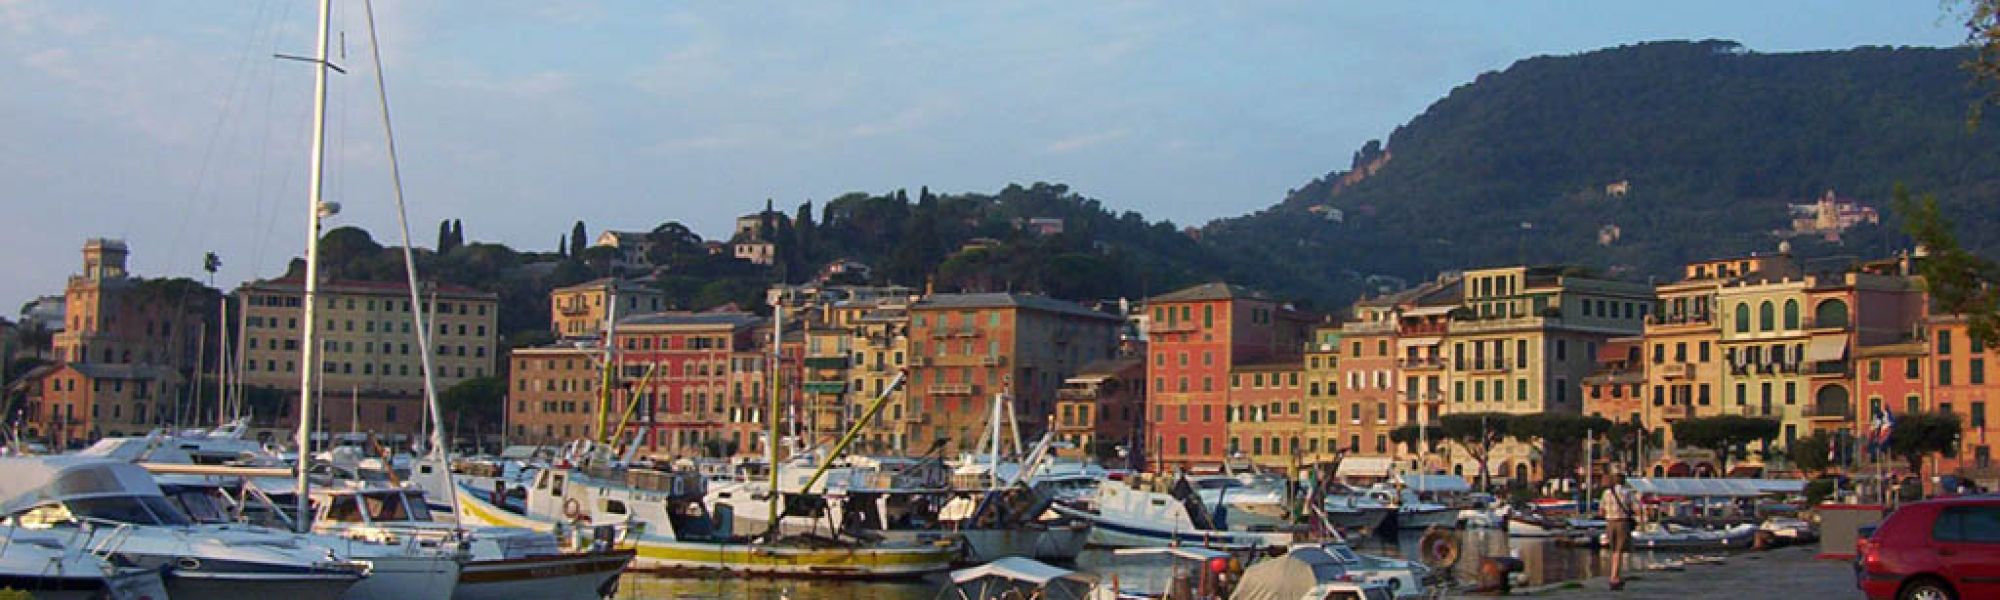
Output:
497,445,544,460
1398,474,1471,493
0,457,166,515
1336,457,1393,478
946,557,1098,600
1630,477,1806,498
1231,547,1350,600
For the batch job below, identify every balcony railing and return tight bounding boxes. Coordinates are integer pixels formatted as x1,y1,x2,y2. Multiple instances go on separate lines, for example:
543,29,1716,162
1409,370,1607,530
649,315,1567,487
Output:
1148,321,1199,335
1810,361,1851,377
1056,388,1099,401
930,326,983,338
925,354,1008,368
1646,313,1713,327
803,356,850,370
1660,363,1693,379
1341,320,1397,335
1396,357,1445,369
557,302,591,316
1399,391,1444,404
1659,404,1690,420
929,383,977,396
1803,404,1855,420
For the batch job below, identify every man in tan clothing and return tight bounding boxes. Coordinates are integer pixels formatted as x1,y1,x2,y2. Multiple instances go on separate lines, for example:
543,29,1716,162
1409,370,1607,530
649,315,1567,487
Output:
1602,471,1640,590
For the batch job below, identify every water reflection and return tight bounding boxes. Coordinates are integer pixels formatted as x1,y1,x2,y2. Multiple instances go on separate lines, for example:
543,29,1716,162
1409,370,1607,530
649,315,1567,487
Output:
616,529,1651,598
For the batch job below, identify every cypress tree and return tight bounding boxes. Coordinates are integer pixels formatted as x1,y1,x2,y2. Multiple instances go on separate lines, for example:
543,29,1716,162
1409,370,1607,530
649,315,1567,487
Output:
570,221,587,258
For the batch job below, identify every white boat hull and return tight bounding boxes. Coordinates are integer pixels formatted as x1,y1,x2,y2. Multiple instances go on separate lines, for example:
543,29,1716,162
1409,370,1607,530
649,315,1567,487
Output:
1324,506,1390,532
1392,508,1458,530
1051,504,1291,550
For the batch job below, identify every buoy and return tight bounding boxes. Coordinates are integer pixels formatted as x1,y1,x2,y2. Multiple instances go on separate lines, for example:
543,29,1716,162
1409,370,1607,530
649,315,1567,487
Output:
1418,527,1461,569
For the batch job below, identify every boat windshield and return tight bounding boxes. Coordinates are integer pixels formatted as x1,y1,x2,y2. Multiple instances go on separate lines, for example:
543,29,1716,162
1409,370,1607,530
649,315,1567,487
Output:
1195,479,1244,490
67,495,194,527
363,492,429,522
168,489,233,524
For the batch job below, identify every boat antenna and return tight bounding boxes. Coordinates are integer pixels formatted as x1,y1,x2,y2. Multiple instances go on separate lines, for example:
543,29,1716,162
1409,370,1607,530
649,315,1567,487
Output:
361,0,460,525
291,0,335,534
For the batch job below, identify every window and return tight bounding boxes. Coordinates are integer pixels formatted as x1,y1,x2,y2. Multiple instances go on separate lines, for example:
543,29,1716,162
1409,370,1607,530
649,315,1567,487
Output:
1939,330,1954,355
1202,305,1213,328
1699,341,1711,363
1868,360,1882,382
1941,361,1955,386
1698,384,1711,405
1734,303,1750,333
1974,359,1986,385
1784,382,1796,405
1974,402,1988,429
1782,299,1799,330
1907,358,1921,379
1931,505,2000,543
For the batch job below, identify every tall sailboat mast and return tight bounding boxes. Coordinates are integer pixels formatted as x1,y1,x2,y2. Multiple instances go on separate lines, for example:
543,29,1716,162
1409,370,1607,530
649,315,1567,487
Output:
292,0,335,534
765,302,783,536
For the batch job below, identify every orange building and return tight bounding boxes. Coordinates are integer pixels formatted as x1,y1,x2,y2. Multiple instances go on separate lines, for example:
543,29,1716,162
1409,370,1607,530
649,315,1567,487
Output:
906,293,1122,453
1053,358,1146,466
507,343,602,445
1145,283,1312,470
1926,316,1998,483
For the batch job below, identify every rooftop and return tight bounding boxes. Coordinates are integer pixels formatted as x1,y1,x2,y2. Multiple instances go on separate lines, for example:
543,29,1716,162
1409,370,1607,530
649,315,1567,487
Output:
1146,282,1273,303
240,277,494,300
912,293,1120,321
618,312,762,329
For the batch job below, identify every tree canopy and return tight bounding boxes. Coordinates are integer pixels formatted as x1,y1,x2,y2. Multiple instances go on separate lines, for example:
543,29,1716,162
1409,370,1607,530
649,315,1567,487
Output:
1887,411,1963,477
1671,415,1781,472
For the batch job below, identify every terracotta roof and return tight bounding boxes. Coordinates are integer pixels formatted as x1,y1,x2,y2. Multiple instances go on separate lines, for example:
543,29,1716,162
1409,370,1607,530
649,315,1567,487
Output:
553,277,660,294
1145,282,1271,303
911,293,1120,321
243,277,493,299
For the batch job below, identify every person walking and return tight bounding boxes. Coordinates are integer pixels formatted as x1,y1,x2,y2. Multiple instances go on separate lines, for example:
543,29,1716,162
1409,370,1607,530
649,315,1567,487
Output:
1602,471,1639,591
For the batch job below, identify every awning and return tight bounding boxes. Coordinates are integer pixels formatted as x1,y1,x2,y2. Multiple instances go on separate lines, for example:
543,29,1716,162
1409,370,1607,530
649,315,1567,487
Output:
1807,336,1849,363
950,557,1094,586
1336,457,1394,478
1404,305,1456,317
1399,473,1472,493
1629,477,1806,498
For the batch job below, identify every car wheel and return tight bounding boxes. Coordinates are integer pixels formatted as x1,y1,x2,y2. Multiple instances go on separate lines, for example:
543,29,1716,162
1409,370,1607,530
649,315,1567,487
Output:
1899,577,1956,600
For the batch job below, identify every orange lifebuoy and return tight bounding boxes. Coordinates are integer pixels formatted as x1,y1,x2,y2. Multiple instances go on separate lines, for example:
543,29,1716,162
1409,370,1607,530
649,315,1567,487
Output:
563,498,590,522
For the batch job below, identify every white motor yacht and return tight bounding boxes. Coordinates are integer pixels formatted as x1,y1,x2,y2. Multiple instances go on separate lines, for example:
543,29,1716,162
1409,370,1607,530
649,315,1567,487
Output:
0,528,169,600
1050,479,1293,550
0,457,370,600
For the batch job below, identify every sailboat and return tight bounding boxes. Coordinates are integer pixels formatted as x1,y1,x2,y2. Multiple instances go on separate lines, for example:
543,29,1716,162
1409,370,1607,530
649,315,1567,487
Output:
434,304,956,578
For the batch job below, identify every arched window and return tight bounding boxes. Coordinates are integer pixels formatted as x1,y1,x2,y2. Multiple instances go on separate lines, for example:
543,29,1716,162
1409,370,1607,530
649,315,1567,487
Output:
1814,385,1851,419
1758,301,1775,332
1783,299,1800,330
1734,303,1751,333
1815,299,1850,329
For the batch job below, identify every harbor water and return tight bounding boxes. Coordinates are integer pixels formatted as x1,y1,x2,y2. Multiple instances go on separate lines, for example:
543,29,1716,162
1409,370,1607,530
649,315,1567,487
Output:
612,528,1640,598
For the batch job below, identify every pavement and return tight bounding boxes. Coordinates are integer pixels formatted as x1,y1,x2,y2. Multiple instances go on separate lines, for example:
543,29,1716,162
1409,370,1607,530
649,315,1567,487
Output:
1518,546,1858,599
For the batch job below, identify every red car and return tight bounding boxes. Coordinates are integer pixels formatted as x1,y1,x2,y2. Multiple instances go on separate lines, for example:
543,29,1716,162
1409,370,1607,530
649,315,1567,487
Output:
1856,496,2000,600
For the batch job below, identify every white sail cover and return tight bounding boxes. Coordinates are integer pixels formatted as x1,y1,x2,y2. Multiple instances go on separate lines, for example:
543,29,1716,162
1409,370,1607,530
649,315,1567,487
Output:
0,457,166,516
1231,547,1347,600
1629,477,1805,498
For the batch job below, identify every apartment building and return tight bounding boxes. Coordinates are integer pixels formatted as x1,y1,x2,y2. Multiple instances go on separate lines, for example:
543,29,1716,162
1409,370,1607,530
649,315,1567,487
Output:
1227,360,1308,470
507,343,601,445
907,293,1121,453
28,239,203,446
549,278,664,339
1053,358,1145,466
609,312,762,458
1145,283,1312,469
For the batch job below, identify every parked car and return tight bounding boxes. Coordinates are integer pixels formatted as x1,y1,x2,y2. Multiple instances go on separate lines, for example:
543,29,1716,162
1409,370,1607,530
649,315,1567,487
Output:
1856,496,2000,600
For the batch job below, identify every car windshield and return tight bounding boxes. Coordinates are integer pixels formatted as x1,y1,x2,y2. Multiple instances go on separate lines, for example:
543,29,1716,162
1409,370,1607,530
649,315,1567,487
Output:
67,496,194,527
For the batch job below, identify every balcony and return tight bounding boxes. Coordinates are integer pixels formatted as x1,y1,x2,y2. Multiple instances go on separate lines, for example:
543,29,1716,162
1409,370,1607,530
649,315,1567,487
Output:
1809,361,1851,377
803,356,849,370
1660,363,1694,380
801,381,847,395
1057,388,1100,402
927,354,1009,368
557,302,591,316
1397,357,1445,370
1400,391,1444,404
1465,360,1508,374
1341,320,1397,335
1659,404,1690,420
929,383,977,396
1148,321,1199,335
1645,313,1713,328
861,335,898,349
930,326,983,339
1803,404,1855,421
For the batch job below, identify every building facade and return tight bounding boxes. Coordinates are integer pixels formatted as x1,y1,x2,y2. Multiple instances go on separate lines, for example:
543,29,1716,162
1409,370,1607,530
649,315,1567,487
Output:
1144,284,1312,470
1053,358,1145,467
507,343,602,445
611,312,762,459
550,278,665,339
26,239,203,447
907,293,1121,454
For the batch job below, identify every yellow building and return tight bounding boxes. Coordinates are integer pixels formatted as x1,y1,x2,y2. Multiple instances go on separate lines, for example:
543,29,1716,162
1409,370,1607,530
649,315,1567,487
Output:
845,301,913,453
1302,325,1343,466
1641,254,1798,472
549,278,665,339
237,277,498,441
1439,266,1652,484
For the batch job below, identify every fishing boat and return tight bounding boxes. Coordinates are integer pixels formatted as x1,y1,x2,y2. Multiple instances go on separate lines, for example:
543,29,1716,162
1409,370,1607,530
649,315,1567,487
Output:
1363,485,1455,531
0,528,169,600
446,460,956,577
1297,541,1433,599
0,456,371,600
1051,478,1293,550
1503,512,1604,538
1190,470,1292,530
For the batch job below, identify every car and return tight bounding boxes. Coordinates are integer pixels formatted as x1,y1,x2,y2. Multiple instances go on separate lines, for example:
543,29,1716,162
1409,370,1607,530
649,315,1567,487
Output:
1856,496,2000,600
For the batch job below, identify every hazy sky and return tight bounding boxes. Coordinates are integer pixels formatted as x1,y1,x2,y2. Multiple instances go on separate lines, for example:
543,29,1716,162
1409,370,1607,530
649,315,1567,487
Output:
0,1,1968,312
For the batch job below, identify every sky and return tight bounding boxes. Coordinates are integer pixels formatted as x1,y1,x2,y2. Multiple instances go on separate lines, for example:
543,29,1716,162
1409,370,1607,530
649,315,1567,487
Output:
0,1,1971,313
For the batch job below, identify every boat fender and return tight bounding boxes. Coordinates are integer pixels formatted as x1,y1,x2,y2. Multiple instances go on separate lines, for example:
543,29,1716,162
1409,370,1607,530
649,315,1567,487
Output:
1418,527,1460,569
563,497,591,522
